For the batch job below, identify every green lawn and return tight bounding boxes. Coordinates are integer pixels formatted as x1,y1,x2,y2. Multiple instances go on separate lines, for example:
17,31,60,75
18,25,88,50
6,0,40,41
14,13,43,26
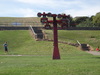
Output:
0,17,42,26
0,30,100,75
45,30,100,49
0,55,100,75
0,30,53,55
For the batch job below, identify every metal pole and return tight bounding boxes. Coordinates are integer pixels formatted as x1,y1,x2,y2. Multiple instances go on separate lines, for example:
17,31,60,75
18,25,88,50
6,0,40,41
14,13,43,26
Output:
53,15,60,59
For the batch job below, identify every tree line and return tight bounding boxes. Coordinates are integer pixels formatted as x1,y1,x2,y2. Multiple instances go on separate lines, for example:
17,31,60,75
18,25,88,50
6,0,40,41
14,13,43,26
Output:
73,12,100,27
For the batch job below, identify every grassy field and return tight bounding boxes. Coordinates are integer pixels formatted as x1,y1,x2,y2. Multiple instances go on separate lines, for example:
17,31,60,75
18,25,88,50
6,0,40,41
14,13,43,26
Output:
0,17,42,26
0,30,100,75
45,30,100,49
0,30,53,55
0,55,100,75
0,17,53,26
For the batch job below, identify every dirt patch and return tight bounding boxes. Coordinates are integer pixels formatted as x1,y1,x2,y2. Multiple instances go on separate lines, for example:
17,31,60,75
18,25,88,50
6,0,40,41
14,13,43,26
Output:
86,51,100,55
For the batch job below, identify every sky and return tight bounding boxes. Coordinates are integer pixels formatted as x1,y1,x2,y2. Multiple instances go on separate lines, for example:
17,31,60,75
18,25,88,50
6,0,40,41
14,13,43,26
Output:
0,0,100,17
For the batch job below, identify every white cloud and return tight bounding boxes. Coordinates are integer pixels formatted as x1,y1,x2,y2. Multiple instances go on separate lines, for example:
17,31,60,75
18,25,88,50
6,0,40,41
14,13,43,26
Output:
63,0,100,17
15,8,37,17
0,0,100,17
16,0,81,8
15,8,49,17
16,0,100,17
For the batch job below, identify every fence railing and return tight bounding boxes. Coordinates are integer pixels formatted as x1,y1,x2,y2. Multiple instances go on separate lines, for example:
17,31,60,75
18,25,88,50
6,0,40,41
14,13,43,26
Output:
77,40,81,46
66,27,100,30
29,25,37,39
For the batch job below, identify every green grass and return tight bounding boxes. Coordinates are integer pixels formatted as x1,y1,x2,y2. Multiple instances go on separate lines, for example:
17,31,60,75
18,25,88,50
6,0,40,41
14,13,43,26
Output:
0,55,100,75
0,17,41,26
45,30,100,49
0,30,100,75
0,30,88,55
0,30,53,55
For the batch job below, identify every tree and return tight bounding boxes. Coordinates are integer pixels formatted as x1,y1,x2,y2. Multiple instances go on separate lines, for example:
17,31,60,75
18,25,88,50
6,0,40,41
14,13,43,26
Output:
77,19,95,27
93,12,100,24
74,16,89,24
74,12,100,27
93,12,100,27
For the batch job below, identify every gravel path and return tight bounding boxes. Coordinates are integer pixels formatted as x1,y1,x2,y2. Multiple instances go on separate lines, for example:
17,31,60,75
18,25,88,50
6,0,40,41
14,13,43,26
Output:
86,51,100,55
0,55,50,56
